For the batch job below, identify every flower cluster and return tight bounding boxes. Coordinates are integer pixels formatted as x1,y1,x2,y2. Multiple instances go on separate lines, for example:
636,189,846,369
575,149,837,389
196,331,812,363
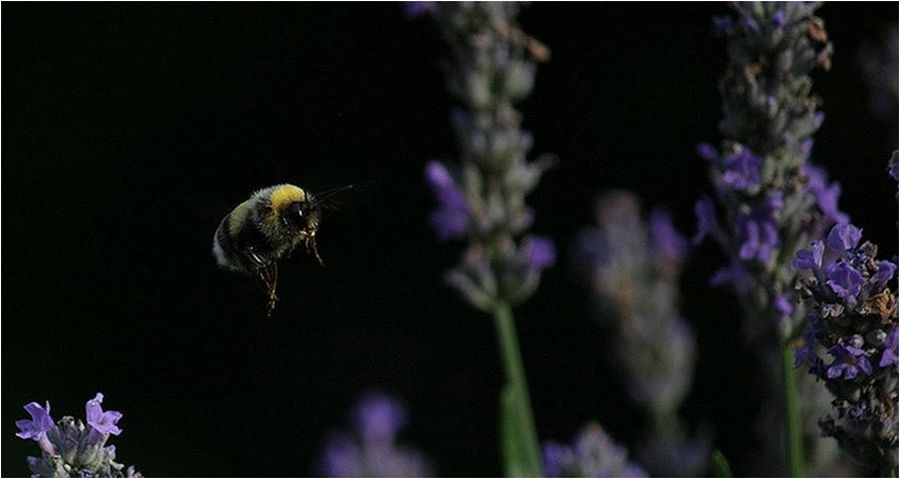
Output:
794,222,898,473
574,191,708,476
694,1,839,340
542,422,647,478
320,392,431,477
16,394,141,478
420,2,555,311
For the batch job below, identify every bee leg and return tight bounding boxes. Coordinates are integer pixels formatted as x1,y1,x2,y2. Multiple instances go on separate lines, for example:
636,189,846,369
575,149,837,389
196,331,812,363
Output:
306,234,324,266
263,262,279,318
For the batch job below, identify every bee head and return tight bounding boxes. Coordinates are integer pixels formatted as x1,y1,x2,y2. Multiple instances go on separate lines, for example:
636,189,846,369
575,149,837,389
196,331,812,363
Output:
281,200,318,231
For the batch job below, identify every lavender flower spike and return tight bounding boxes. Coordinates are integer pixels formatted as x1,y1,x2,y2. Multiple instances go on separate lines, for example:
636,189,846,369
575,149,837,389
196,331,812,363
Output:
17,393,140,477
794,217,899,474
543,422,647,478
320,392,431,477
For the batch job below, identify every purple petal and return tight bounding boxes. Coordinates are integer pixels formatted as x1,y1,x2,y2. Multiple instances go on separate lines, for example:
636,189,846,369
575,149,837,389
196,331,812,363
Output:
826,224,862,251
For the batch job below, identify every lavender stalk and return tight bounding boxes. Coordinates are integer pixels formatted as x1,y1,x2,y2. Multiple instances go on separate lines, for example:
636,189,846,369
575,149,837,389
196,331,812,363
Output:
694,3,839,475
414,3,554,475
792,158,899,476
574,191,709,476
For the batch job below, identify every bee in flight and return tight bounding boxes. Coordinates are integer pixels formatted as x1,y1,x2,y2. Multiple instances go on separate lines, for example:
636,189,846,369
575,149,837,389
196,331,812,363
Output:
213,183,352,316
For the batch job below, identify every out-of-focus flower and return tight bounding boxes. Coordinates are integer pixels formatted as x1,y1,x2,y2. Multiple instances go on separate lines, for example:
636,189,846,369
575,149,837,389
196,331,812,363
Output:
425,161,469,241
320,392,431,477
574,191,708,476
543,423,647,478
15,394,140,478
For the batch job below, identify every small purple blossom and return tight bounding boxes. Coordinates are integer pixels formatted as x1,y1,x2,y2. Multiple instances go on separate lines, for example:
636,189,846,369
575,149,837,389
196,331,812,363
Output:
794,240,824,270
425,161,469,241
774,295,793,317
826,343,873,380
525,235,556,270
825,262,864,299
403,1,436,20
874,260,897,285
880,327,898,368
85,393,123,436
772,9,786,27
543,423,647,478
826,223,862,251
794,328,818,368
649,209,687,264
16,401,53,440
356,393,408,443
735,192,782,263
692,196,718,245
804,164,850,227
696,143,718,162
720,148,762,191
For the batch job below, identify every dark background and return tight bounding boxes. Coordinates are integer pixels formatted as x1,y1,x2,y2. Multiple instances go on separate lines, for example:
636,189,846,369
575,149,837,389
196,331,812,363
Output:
3,2,897,477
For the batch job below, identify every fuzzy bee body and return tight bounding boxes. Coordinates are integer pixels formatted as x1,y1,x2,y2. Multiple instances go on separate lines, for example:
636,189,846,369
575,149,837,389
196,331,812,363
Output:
213,184,321,276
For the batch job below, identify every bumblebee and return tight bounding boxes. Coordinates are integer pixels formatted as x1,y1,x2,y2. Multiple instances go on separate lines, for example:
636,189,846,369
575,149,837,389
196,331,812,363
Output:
213,183,350,315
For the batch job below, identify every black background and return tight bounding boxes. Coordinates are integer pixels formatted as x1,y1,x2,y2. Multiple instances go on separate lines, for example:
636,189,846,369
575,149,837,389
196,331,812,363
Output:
3,2,897,477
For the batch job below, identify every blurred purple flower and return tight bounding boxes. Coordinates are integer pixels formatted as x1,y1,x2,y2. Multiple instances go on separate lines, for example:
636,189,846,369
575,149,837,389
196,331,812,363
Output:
825,262,864,299
543,423,647,478
805,165,849,224
826,223,862,251
774,295,793,317
692,196,718,245
696,143,718,162
772,9,786,27
525,235,556,270
85,393,123,436
16,402,53,440
425,161,469,241
794,240,824,270
356,393,408,443
880,327,898,368
322,434,362,477
735,192,782,263
649,209,688,264
403,1,436,20
826,343,873,380
721,148,762,191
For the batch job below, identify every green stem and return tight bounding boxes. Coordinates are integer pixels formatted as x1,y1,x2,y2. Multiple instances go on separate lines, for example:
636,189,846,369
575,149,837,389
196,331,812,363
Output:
781,342,805,477
494,301,543,476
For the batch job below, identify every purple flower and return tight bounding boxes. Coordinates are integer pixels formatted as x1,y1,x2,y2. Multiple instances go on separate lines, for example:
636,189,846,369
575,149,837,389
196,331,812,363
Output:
794,240,824,270
692,196,718,245
403,2,436,20
880,327,898,368
794,328,818,368
542,442,566,478
721,148,762,191
356,393,408,443
874,260,897,285
85,393,123,436
525,235,556,270
735,193,781,263
826,223,862,251
774,295,793,317
825,262,864,299
696,143,718,162
649,209,687,264
804,165,849,224
16,401,54,440
321,434,362,477
425,161,469,241
772,9,786,27
826,343,873,380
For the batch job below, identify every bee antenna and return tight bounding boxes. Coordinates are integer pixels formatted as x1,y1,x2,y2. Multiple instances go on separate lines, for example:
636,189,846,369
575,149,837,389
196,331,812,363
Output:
310,184,354,207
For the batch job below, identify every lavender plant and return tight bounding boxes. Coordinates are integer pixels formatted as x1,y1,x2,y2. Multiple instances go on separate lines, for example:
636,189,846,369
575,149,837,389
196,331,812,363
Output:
694,2,840,475
15,393,141,478
574,191,709,476
320,392,432,477
792,160,899,476
415,3,554,476
542,422,647,478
